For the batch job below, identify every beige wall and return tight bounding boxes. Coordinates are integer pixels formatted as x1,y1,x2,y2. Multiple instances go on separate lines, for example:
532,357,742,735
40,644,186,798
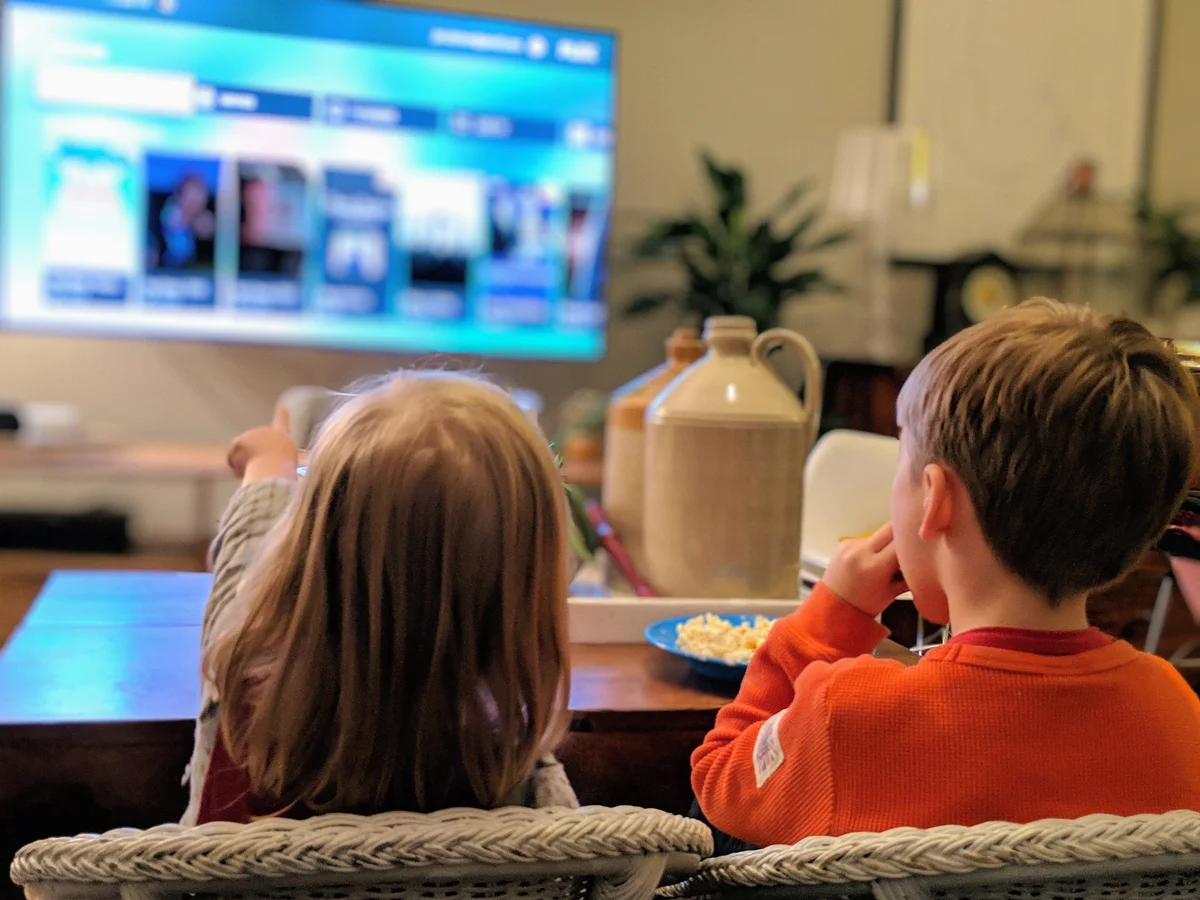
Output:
895,0,1152,258
1151,0,1200,205
0,0,891,542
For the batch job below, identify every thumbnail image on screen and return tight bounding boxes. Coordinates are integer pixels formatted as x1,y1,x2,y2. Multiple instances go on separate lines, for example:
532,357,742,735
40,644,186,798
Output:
0,0,616,360
144,153,218,307
318,169,393,317
480,181,562,327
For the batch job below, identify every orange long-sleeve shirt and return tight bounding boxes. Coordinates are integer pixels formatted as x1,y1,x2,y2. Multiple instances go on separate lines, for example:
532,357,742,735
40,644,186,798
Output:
692,584,1200,846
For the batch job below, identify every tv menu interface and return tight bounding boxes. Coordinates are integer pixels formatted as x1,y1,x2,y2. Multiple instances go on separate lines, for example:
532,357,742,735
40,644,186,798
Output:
0,0,616,359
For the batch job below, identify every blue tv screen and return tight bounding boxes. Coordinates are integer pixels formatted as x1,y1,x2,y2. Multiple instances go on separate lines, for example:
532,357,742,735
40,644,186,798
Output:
0,0,616,360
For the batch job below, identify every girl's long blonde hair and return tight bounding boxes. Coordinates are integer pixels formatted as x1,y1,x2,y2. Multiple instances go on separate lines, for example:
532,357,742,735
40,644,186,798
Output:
206,372,570,814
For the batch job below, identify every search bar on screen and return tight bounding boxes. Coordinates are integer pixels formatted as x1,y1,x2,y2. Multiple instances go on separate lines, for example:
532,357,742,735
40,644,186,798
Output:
35,64,196,116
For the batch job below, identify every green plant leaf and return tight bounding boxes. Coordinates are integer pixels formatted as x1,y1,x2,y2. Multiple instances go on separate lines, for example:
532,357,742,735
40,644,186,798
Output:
701,151,738,192
679,249,720,292
746,221,775,269
701,151,746,225
803,227,854,251
736,288,777,331
686,214,721,258
776,268,825,296
563,482,599,559
684,290,726,319
1142,195,1200,305
768,179,814,219
779,209,820,248
725,206,747,244
766,237,795,265
622,150,849,322
623,291,678,317
633,219,697,258
1162,201,1200,220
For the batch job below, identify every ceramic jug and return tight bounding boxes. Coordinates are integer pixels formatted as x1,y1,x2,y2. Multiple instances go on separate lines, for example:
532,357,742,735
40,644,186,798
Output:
643,316,822,598
602,327,706,580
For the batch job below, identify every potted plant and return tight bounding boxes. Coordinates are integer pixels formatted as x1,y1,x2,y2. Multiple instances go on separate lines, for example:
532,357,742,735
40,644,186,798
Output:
1134,196,1200,338
1139,197,1200,308
623,152,851,332
556,451,600,574
555,389,608,466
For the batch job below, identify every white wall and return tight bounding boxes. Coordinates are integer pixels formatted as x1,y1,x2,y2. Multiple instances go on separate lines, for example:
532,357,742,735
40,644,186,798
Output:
1151,0,1200,205
0,0,891,542
894,0,1153,258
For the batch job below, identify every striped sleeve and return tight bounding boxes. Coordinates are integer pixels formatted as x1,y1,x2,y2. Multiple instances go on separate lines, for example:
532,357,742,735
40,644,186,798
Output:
201,478,295,649
183,478,294,825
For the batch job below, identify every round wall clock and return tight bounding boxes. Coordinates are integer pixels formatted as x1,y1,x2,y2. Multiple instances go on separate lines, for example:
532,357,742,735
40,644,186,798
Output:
961,263,1020,323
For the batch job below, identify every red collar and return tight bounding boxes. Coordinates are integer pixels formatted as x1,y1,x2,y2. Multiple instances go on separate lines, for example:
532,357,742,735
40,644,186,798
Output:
948,626,1114,655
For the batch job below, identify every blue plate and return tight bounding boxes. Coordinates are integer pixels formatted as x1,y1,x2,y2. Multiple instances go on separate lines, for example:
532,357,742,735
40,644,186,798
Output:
644,614,775,683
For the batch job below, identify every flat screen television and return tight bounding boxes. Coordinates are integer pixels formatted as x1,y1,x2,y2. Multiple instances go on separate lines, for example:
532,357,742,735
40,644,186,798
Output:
0,0,616,360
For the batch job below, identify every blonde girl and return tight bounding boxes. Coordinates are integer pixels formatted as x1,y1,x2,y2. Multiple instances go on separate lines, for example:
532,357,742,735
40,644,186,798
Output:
182,372,576,823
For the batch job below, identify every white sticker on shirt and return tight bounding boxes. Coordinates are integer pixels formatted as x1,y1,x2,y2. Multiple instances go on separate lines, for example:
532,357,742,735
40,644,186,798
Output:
753,711,786,788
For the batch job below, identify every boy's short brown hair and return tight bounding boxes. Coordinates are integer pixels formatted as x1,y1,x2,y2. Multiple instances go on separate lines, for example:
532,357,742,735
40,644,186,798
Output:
897,298,1199,603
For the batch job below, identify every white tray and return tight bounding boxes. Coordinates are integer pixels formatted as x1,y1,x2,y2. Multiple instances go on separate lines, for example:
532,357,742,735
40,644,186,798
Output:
564,557,917,643
566,559,804,643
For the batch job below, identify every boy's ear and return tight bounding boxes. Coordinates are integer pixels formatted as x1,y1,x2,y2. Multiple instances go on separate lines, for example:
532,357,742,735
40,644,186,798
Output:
919,463,954,541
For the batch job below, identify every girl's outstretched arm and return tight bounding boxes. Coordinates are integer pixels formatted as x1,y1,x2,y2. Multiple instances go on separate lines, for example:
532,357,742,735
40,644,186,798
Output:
184,411,299,825
202,407,299,648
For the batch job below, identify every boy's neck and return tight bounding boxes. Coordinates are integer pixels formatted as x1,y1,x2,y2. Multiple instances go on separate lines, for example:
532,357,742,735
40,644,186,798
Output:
946,568,1091,635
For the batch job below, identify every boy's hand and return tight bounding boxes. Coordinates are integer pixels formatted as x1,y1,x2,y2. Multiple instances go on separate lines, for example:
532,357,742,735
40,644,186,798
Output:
228,407,299,484
822,522,908,617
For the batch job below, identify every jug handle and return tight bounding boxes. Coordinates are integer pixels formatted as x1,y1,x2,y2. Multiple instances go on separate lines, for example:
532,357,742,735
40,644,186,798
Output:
751,329,823,444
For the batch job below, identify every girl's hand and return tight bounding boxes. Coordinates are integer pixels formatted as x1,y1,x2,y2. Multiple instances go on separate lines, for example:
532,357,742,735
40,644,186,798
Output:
228,407,299,484
822,522,908,618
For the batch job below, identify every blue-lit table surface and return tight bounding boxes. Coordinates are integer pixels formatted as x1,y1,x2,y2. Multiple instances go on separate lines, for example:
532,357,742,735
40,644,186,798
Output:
0,571,210,725
0,570,741,725
0,570,736,833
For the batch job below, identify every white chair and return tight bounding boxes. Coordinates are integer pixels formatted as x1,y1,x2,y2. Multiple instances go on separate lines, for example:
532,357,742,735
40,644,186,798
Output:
11,806,712,900
1145,561,1200,669
801,430,944,653
656,811,1200,900
801,429,899,579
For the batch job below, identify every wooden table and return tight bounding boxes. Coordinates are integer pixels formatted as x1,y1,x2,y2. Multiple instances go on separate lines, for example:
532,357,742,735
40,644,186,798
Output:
0,570,922,885
0,441,233,480
0,443,608,486
0,442,234,544
0,570,736,873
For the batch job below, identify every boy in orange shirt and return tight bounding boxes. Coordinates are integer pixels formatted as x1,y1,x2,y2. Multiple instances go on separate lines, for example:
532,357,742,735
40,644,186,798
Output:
692,299,1200,847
